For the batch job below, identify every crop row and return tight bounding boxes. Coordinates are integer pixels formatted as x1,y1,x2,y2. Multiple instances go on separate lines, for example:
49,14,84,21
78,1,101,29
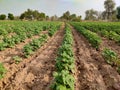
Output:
0,21,60,36
101,30,120,44
0,22,61,51
72,22,120,45
23,34,48,58
102,48,120,73
71,23,102,49
75,22,120,35
23,22,61,58
0,21,62,80
51,24,75,90
71,22,120,74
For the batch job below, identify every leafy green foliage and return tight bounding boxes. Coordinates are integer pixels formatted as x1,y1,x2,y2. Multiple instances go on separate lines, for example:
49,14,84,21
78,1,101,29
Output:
51,24,75,90
60,11,81,21
102,48,120,74
23,22,61,58
117,6,120,20
74,22,120,35
102,48,118,65
0,21,62,51
51,70,74,90
48,26,59,36
0,14,6,20
85,9,98,20
56,44,74,72
12,35,22,44
3,37,16,48
0,63,6,79
8,13,14,20
23,44,34,58
12,56,22,64
0,28,8,36
0,42,7,51
23,34,48,58
19,9,46,20
71,22,120,45
101,30,120,44
71,23,102,49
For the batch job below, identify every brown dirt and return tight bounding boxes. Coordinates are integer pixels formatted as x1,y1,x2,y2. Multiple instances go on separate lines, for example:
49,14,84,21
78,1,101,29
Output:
0,34,43,89
0,31,48,63
0,35,39,63
0,24,65,90
100,37,120,57
72,27,120,90
0,32,48,88
1,24,120,90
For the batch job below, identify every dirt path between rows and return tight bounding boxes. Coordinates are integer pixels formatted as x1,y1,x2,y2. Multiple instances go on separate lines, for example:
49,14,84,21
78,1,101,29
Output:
0,24,65,90
0,31,48,90
71,27,120,90
0,31,48,63
101,37,120,57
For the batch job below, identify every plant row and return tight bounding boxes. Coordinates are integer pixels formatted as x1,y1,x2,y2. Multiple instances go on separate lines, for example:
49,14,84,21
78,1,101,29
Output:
72,22,120,45
72,23,120,74
100,30,120,45
23,23,61,58
102,48,120,74
51,24,75,90
73,22,120,35
71,23,102,49
0,21,62,80
0,21,61,36
0,21,61,51
23,34,48,58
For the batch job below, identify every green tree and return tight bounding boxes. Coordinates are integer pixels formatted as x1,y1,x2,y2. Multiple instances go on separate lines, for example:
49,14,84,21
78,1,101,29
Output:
33,10,40,20
85,9,98,20
19,9,33,20
75,16,82,22
111,10,117,21
61,11,70,20
46,15,49,20
70,14,76,21
50,15,58,21
60,11,81,21
38,13,46,20
117,6,120,20
25,9,33,20
19,9,46,20
104,0,115,20
0,14,6,20
19,13,25,20
8,13,14,20
101,11,107,20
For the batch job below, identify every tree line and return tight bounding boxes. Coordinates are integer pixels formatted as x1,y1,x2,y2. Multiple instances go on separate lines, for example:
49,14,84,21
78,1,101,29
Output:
85,0,120,21
0,9,82,21
0,13,14,20
0,0,120,21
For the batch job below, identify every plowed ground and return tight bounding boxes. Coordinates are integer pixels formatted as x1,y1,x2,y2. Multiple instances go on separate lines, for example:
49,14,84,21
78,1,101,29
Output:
0,24,65,90
72,27,120,90
0,24,120,90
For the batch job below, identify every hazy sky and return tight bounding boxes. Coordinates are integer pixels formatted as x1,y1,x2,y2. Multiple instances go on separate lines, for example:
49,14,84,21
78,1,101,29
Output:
0,0,120,18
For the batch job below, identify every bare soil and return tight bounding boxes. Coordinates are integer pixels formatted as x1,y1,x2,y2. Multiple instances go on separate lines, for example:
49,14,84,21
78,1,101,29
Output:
0,31,48,63
0,31,48,89
0,25,64,90
100,37,120,57
1,24,120,90
72,27,120,90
